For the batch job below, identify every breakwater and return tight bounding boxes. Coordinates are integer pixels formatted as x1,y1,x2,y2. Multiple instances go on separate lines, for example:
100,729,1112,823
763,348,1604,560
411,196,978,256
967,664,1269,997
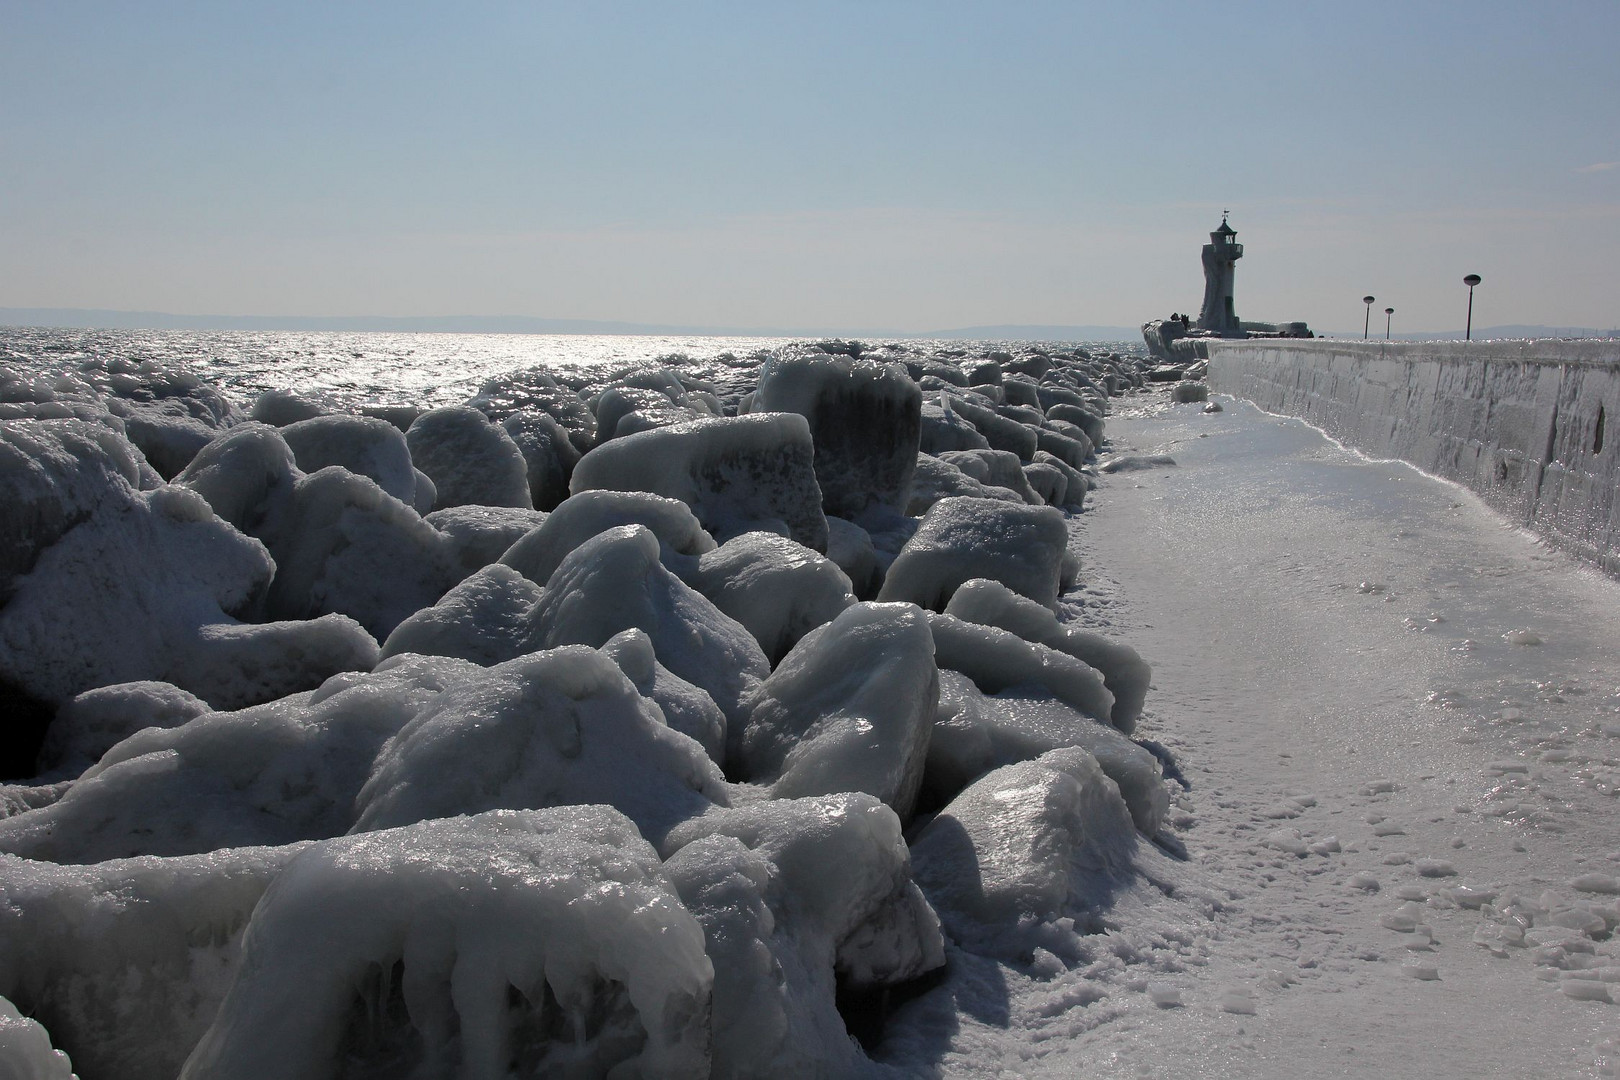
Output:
1207,338,1620,575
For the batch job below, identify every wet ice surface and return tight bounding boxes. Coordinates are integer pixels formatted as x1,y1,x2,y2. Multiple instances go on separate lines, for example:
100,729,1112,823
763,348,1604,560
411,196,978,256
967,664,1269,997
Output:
880,394,1620,1078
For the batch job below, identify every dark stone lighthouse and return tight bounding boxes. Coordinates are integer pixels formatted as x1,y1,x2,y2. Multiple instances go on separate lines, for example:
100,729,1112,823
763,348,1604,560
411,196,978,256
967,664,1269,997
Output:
1197,213,1244,337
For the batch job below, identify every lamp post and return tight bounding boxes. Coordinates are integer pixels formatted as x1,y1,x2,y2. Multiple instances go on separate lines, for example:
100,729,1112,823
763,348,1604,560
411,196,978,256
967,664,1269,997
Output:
1385,307,1394,340
1463,274,1481,340
1363,296,1376,339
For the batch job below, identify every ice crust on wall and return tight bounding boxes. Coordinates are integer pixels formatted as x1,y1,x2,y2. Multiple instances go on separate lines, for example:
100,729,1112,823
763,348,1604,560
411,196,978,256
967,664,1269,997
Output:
570,412,830,552
181,808,713,1080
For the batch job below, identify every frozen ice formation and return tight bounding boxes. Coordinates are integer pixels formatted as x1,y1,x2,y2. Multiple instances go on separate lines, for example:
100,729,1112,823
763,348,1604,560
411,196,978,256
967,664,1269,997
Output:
879,496,1070,611
181,808,713,1080
0,339,1178,1076
570,412,830,551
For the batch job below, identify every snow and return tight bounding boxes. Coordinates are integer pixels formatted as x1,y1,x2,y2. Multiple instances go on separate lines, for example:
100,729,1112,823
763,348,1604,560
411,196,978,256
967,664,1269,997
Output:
570,411,830,551
878,495,1069,612
181,808,712,1080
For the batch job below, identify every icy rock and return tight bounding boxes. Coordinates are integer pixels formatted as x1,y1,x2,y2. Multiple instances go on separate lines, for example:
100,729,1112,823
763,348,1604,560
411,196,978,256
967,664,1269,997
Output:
910,747,1140,959
941,393,1038,460
247,388,334,426
1573,874,1620,895
111,399,232,479
594,385,681,442
824,515,883,599
925,671,1167,834
944,578,1151,733
731,602,938,818
353,646,727,844
927,613,1115,727
0,655,482,862
379,564,545,665
531,526,770,729
499,489,716,587
424,504,548,576
1045,403,1106,447
1022,461,1066,509
1097,453,1176,474
879,496,1069,612
906,453,1025,516
936,449,1043,504
570,412,829,551
36,681,211,778
0,485,377,709
753,350,922,518
0,418,151,602
181,808,713,1080
405,405,533,511
261,466,459,639
686,531,855,665
171,423,299,533
278,413,419,506
1035,426,1092,470
0,996,75,1080
500,408,579,510
919,400,992,454
0,844,305,1080
600,629,727,764
1169,380,1209,403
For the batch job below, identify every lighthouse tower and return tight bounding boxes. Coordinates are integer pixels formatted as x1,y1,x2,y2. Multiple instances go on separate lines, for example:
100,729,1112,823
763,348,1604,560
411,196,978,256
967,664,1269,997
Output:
1197,212,1244,336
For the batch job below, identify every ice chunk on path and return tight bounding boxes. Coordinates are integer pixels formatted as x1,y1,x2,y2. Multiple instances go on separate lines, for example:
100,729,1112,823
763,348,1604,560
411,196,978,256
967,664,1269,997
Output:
181,808,712,1080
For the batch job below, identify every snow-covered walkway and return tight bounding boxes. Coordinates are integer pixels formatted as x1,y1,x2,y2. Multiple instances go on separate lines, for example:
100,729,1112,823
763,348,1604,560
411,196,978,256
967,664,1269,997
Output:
894,394,1620,1078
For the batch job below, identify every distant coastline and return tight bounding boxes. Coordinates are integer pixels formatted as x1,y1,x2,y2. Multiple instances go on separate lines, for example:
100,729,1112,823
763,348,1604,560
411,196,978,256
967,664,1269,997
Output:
0,307,1143,343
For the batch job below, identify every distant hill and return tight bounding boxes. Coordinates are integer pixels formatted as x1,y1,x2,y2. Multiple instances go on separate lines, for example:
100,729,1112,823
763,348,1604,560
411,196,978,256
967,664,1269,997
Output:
0,307,1140,343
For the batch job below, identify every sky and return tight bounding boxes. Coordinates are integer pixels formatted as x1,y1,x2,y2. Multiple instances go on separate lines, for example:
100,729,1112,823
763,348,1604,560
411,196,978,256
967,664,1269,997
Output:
2,1,1617,334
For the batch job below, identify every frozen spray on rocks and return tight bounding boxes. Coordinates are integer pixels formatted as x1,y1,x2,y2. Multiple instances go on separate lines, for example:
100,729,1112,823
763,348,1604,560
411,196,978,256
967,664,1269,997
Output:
0,336,1177,1077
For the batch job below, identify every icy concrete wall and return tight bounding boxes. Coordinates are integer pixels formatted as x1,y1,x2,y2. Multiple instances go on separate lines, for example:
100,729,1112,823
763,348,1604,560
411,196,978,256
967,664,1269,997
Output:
1208,338,1620,575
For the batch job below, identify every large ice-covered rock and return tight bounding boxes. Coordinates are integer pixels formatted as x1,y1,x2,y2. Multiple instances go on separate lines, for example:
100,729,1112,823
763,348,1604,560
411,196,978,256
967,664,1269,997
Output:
279,414,419,505
909,747,1140,960
936,449,1042,504
686,531,855,665
926,672,1167,834
0,485,376,709
248,388,333,426
753,349,922,518
927,612,1113,724
570,412,828,551
941,393,1038,460
0,844,305,1080
262,466,459,639
181,809,713,1080
353,646,728,845
172,423,300,534
405,406,533,511
531,526,770,729
36,681,210,779
500,489,715,586
600,630,727,765
0,655,481,862
379,563,545,665
878,496,1069,611
500,408,579,510
824,515,883,599
906,453,1024,516
732,602,937,818
0,418,151,603
424,504,548,576
918,399,992,455
945,578,1150,733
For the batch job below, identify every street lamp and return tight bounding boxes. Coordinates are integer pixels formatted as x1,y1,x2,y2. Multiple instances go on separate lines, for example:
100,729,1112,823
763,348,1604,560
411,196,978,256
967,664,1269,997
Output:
1463,274,1481,340
1385,307,1394,340
1363,296,1376,339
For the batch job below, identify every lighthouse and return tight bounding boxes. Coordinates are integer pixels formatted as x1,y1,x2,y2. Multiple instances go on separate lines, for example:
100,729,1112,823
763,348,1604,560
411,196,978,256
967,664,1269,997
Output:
1197,212,1244,336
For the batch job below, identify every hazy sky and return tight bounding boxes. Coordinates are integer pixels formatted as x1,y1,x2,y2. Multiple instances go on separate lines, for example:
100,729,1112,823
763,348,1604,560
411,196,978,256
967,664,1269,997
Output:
3,1,1616,333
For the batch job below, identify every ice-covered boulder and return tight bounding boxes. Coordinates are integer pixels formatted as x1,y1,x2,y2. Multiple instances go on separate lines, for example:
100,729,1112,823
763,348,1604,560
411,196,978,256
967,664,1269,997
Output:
0,418,150,603
248,388,334,426
600,629,727,765
686,532,855,665
171,423,299,534
279,413,418,504
262,466,459,639
405,406,533,511
36,681,210,779
945,578,1150,733
926,672,1167,834
732,602,937,818
570,412,828,551
531,526,770,729
824,515,883,599
941,393,1038,460
753,350,922,518
379,563,545,665
1046,402,1105,447
1036,425,1092,469
1023,461,1067,506
500,489,715,586
927,612,1113,724
906,453,1024,516
936,449,1042,504
424,504,548,576
1032,448,1088,509
918,399,992,455
106,398,223,479
909,747,1140,960
500,408,579,510
878,496,1069,611
181,809,713,1080
353,646,728,845
0,655,482,862
0,844,305,1080
0,995,75,1079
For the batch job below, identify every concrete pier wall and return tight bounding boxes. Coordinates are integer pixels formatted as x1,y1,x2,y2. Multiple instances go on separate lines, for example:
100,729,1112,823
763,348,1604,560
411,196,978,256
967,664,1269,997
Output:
1207,338,1620,575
